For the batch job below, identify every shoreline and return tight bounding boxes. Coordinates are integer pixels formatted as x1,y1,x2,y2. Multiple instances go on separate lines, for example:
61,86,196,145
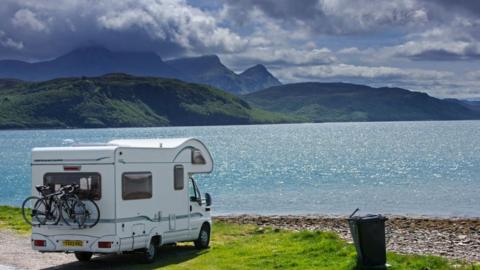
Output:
214,214,480,262
213,213,480,220
0,119,479,132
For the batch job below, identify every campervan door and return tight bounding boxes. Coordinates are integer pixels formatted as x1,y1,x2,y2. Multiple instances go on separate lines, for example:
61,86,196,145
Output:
114,158,192,248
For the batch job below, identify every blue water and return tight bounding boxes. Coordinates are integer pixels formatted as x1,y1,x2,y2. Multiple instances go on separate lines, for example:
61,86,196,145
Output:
0,121,479,217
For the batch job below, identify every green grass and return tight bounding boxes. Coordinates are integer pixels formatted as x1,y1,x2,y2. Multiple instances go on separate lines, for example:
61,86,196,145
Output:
0,206,477,269
0,205,31,234
143,223,477,270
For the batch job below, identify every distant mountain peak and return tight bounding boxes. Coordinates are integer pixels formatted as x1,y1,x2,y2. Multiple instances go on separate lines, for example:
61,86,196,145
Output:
199,54,221,62
242,64,268,74
168,54,223,67
61,46,113,58
0,47,278,94
239,64,281,92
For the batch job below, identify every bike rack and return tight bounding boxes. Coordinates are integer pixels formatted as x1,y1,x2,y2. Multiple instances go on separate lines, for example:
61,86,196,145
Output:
46,225,94,230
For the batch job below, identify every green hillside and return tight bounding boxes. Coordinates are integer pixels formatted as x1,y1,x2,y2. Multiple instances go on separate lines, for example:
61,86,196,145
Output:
0,74,293,129
244,82,480,122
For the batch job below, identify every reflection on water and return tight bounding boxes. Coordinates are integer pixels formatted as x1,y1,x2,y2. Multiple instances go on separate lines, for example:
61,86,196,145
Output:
0,121,479,217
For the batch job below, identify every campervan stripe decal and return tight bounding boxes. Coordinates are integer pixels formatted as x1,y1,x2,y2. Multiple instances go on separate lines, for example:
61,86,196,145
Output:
96,213,203,224
33,157,111,162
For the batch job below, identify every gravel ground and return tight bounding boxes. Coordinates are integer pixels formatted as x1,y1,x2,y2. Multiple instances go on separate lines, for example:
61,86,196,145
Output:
0,230,149,270
0,230,74,269
215,215,480,262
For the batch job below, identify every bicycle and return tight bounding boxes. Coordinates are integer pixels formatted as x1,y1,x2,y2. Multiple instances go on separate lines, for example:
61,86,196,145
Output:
22,184,100,228
22,185,60,226
63,184,100,228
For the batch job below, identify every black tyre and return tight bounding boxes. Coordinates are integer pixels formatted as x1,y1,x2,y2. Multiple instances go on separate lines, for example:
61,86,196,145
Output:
142,240,157,264
22,196,41,225
60,197,79,225
194,223,210,249
22,197,60,226
74,251,93,262
38,199,61,225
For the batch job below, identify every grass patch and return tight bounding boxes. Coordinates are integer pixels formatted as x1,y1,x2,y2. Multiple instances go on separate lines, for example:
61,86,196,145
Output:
0,206,477,269
143,222,477,270
0,205,31,234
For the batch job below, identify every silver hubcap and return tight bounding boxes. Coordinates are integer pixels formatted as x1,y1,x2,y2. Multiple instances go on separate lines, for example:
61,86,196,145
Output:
147,243,155,259
200,230,209,244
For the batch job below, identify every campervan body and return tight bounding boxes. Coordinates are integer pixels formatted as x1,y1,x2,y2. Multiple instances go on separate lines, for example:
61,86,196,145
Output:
28,138,213,262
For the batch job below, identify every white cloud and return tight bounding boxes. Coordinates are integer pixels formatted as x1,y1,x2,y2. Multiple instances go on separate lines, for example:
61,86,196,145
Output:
0,0,246,59
0,0,480,98
390,40,480,60
12,9,49,32
96,0,245,53
269,63,480,99
223,0,431,35
0,31,23,50
337,47,361,54
223,47,336,68
273,64,452,82
466,70,480,80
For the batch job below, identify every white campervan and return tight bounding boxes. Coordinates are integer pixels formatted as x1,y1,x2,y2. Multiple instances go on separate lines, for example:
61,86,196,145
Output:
29,138,213,263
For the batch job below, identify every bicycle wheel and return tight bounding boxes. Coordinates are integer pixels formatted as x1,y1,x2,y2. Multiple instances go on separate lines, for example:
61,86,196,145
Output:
80,199,100,228
40,199,61,225
60,197,80,226
25,197,60,225
22,196,42,225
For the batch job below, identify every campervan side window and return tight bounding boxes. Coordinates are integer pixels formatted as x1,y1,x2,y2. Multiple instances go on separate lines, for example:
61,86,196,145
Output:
174,165,184,190
122,172,152,200
43,173,101,200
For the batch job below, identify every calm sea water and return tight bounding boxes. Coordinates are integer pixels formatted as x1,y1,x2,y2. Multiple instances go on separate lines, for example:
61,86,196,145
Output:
0,121,479,217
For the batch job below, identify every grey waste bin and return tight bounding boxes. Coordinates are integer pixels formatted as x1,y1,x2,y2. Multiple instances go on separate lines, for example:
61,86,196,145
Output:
348,209,388,269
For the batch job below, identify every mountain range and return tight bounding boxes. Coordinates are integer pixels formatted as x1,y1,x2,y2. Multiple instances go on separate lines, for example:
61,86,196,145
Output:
0,47,479,129
0,47,281,94
0,74,478,129
244,82,480,122
0,74,293,129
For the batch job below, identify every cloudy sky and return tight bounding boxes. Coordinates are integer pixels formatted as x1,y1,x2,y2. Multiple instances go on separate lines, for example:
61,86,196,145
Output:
1,0,479,98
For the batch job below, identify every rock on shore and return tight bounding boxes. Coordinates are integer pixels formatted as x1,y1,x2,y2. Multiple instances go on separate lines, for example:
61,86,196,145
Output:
214,215,480,262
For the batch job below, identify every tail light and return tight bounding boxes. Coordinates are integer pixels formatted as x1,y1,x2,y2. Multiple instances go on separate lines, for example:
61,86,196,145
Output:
33,239,46,247
98,241,112,248
63,165,81,171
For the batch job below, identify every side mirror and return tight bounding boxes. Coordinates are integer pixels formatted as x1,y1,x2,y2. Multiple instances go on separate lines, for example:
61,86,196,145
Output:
205,193,212,207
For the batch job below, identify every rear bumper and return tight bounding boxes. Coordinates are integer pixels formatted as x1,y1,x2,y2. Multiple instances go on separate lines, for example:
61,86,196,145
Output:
31,233,119,253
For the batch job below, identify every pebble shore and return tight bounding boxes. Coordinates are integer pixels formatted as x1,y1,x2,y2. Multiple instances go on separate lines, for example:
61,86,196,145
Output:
214,215,480,262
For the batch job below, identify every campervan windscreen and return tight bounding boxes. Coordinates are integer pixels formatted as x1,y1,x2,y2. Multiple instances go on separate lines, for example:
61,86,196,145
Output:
43,173,101,200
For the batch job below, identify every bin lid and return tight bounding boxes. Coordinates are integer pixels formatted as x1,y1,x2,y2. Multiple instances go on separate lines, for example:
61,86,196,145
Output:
348,214,387,223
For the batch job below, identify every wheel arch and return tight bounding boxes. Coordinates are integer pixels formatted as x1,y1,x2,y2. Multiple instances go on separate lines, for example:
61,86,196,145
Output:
201,221,211,232
150,234,162,247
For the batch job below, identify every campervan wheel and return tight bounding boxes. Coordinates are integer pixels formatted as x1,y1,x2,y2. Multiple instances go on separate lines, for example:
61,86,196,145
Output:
142,240,158,264
194,223,210,249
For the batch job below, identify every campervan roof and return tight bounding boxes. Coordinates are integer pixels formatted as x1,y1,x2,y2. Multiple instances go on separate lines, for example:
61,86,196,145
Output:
32,138,213,172
108,138,192,149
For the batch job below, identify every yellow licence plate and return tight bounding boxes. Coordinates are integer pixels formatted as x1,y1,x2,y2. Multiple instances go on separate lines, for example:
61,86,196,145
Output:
63,240,83,247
